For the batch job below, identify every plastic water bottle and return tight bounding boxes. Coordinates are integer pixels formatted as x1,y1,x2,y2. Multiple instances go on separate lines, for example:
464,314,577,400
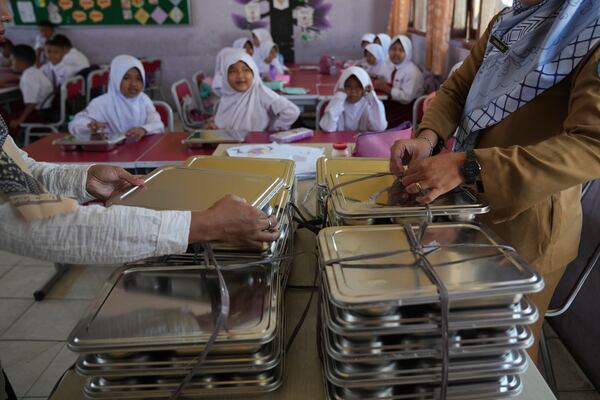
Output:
332,143,350,157
329,56,337,76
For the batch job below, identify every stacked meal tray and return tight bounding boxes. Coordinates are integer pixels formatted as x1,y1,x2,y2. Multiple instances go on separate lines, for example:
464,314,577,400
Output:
68,159,296,399
316,157,489,225
316,223,544,400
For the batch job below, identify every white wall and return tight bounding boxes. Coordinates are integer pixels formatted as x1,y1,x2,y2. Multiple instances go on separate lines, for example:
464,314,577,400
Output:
5,0,391,102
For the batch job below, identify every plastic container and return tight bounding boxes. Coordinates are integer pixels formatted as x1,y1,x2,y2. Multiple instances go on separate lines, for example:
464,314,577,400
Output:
332,143,350,157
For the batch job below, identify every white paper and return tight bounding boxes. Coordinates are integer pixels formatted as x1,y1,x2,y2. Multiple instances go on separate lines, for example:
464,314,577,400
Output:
245,2,261,23
226,144,325,178
273,0,289,10
17,1,36,23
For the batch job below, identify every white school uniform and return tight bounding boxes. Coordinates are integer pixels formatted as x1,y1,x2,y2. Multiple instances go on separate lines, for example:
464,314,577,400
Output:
320,67,387,132
251,28,273,67
382,35,424,104
364,43,386,78
214,52,300,131
43,47,90,87
34,34,48,64
257,41,285,78
69,55,163,139
19,66,54,109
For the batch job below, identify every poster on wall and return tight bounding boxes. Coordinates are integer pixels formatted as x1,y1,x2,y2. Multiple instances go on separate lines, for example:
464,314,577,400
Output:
9,0,191,26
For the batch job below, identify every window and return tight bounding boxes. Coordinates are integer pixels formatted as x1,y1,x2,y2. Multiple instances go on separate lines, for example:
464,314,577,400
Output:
451,0,510,42
409,0,428,34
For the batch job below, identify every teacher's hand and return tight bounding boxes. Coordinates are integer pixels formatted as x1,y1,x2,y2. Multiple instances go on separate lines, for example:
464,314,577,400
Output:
86,165,144,201
401,152,466,203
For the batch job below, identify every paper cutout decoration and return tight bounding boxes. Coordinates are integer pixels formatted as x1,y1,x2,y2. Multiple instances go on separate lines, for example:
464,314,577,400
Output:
131,0,144,7
169,0,182,5
148,0,158,4
296,6,314,29
151,6,168,24
122,9,133,19
47,2,63,23
273,0,289,10
169,6,183,23
90,9,104,22
58,0,73,10
245,2,260,23
98,0,113,9
17,1,36,23
134,7,150,24
121,0,131,8
72,9,87,22
79,0,93,9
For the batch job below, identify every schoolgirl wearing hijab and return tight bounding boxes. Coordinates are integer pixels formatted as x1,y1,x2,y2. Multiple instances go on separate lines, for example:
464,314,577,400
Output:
69,55,163,141
251,28,274,66
373,33,392,53
364,43,386,78
360,33,376,49
232,37,254,56
389,0,600,362
212,47,246,97
214,52,299,131
320,66,387,132
257,40,286,79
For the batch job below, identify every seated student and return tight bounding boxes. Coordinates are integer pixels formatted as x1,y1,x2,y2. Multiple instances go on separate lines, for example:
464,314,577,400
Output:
361,33,376,49
0,38,13,68
232,37,254,57
257,41,286,80
364,43,386,78
349,33,377,69
320,66,387,133
34,20,54,66
251,28,273,65
373,33,391,53
69,55,163,141
210,52,299,131
8,45,54,131
41,34,90,87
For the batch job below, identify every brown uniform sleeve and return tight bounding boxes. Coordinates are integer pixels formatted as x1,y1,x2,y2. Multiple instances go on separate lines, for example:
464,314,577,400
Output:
474,46,600,223
417,18,496,141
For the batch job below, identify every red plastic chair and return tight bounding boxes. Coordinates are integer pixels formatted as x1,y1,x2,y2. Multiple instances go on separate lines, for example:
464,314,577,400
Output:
315,98,330,130
22,76,86,145
86,68,109,103
171,79,211,131
152,100,174,132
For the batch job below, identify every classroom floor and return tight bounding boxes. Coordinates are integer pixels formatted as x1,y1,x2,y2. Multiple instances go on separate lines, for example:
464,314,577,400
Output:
0,250,599,400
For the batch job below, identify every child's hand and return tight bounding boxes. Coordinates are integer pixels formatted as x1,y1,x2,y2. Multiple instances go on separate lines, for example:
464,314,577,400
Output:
125,127,147,142
373,77,388,92
204,119,218,130
88,120,108,133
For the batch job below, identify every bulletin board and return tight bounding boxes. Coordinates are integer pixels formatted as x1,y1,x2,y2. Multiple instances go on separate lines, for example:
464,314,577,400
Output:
9,0,191,26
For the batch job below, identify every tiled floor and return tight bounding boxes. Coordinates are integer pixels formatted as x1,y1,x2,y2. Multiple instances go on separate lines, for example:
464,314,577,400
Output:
0,250,599,400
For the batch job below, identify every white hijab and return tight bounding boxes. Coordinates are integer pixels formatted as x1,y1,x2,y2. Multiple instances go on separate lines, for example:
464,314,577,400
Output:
381,35,415,81
251,28,273,46
214,52,280,131
212,47,246,96
333,67,373,131
232,37,252,50
361,33,376,44
375,33,392,53
85,55,152,134
365,43,386,76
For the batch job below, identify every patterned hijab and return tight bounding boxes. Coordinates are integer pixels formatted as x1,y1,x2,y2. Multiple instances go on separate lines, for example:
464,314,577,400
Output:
0,120,78,221
454,0,600,151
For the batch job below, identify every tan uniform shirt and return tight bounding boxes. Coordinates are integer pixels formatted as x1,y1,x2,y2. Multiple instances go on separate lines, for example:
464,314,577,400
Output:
419,19,600,274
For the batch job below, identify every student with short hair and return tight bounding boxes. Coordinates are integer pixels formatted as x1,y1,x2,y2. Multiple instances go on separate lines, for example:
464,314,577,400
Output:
41,34,90,87
8,45,54,131
34,20,54,66
0,38,13,68
211,52,299,131
320,66,387,132
69,55,163,141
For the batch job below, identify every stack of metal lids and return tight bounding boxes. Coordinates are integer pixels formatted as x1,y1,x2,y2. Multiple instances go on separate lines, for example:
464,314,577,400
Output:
316,157,489,225
69,158,296,398
316,223,544,399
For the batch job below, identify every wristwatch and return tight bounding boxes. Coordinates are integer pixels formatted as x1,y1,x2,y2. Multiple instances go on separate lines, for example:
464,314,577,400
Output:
462,150,481,185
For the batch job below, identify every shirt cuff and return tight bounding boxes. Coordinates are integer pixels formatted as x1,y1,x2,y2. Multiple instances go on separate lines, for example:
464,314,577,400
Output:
72,164,96,203
155,210,191,256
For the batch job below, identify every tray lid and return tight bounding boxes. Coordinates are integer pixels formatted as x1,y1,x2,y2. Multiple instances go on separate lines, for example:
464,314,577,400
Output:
182,130,248,144
52,134,126,146
107,167,284,212
316,157,388,187
317,223,544,308
68,264,278,352
327,172,489,218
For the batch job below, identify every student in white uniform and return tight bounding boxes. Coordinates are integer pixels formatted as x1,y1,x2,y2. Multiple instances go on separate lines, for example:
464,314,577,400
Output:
69,55,163,141
360,33,376,49
34,20,54,66
374,35,424,105
232,37,254,57
212,52,299,131
8,45,54,131
320,66,387,132
251,28,274,66
41,34,90,87
364,43,386,78
373,33,392,53
257,41,286,79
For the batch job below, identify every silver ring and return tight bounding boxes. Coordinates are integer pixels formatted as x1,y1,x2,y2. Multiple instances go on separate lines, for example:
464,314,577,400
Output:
267,219,272,230
415,182,423,193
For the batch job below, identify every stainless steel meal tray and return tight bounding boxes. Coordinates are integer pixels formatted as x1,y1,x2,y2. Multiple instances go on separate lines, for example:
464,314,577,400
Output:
182,129,249,146
68,264,279,354
323,349,527,388
317,157,388,189
326,172,488,220
106,166,284,212
325,375,522,400
324,325,533,363
52,134,126,152
317,223,544,310
321,295,538,338
83,362,283,399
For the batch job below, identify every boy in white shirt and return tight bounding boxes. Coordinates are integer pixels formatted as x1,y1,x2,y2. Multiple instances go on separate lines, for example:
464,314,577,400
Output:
34,20,55,66
9,45,54,131
41,34,90,87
